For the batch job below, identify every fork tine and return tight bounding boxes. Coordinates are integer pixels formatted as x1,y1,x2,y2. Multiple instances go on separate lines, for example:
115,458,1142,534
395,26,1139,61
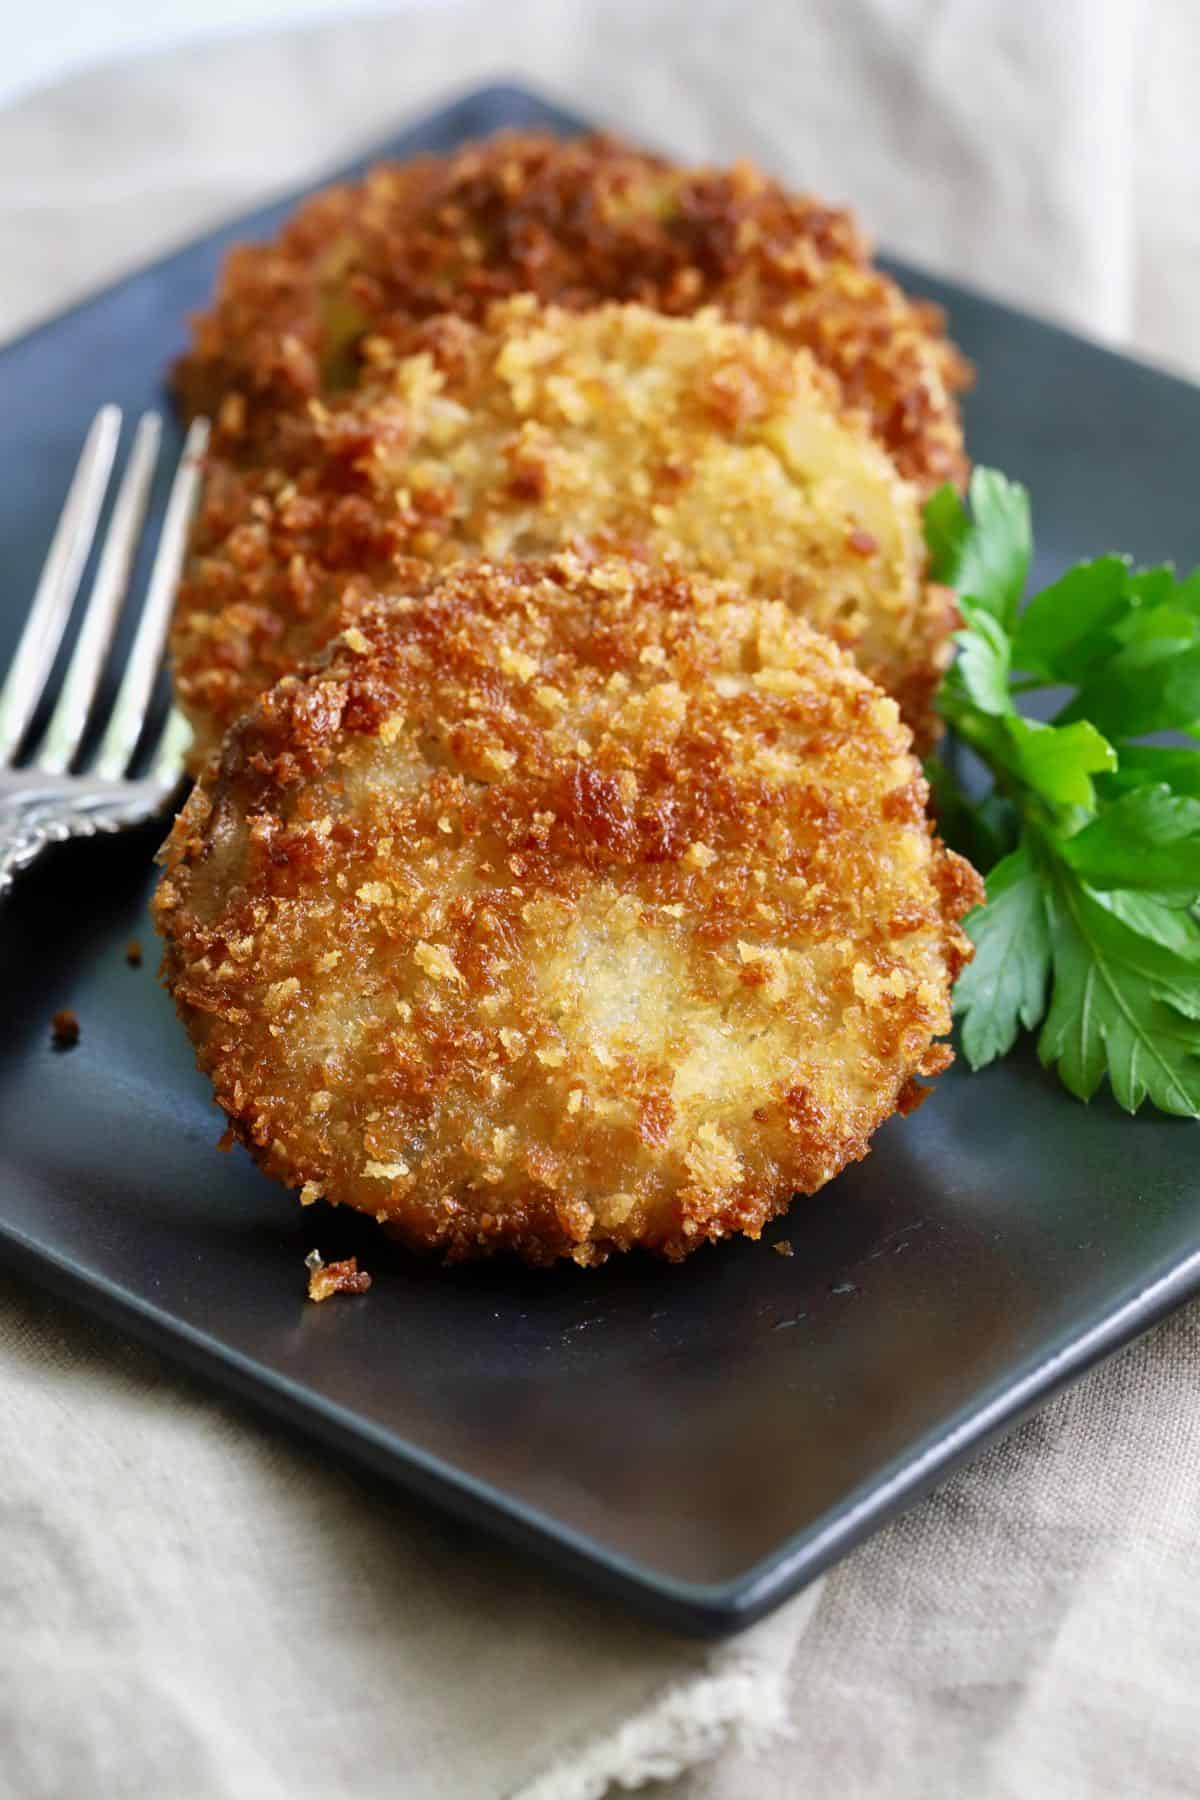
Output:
35,412,163,775
90,417,209,782
144,704,194,791
0,405,121,765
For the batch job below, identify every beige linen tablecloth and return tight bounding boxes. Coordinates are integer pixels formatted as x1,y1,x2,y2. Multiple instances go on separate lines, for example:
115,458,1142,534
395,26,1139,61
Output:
2,7,1200,1796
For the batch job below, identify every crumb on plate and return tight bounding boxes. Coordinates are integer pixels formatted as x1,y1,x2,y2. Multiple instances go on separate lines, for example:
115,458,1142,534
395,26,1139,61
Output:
51,1009,80,1050
305,1249,373,1302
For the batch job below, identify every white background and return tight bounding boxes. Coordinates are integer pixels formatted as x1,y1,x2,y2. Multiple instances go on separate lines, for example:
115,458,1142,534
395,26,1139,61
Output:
0,0,445,109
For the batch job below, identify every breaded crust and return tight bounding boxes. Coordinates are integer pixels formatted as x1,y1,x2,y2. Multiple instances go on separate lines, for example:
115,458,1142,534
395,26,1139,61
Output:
174,131,969,494
172,300,952,763
155,555,981,1267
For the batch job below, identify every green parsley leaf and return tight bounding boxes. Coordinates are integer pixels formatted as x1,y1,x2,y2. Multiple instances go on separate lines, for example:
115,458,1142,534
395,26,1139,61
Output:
1112,603,1199,649
1102,746,1200,798
1005,717,1117,810
953,842,1051,1068
1059,638,1200,739
1093,890,1200,961
1127,565,1200,614
925,469,1031,628
1039,867,1200,1116
922,484,969,584
927,465,1200,1116
1125,566,1178,610
1010,556,1129,682
954,598,1013,716
1062,786,1200,903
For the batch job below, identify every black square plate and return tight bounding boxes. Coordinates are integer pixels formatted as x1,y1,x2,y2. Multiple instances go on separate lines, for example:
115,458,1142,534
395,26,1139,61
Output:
2,84,1198,1638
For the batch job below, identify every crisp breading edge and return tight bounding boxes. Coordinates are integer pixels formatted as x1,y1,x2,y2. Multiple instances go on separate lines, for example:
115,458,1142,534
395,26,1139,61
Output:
156,554,981,1267
174,130,970,496
172,301,951,764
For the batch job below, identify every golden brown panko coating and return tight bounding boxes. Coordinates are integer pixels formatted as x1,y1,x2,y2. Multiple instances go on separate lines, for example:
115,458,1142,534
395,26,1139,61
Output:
174,131,969,495
172,300,951,763
155,555,981,1267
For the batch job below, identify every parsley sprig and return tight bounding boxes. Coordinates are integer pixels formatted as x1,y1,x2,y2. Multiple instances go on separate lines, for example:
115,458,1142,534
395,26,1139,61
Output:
926,470,1200,1117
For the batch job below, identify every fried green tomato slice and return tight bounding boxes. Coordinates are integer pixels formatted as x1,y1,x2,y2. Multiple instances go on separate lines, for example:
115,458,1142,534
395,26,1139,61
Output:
172,300,950,764
174,131,969,495
155,555,981,1268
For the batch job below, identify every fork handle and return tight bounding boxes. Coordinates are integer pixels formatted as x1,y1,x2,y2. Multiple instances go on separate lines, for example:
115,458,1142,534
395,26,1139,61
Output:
0,792,62,894
0,778,168,897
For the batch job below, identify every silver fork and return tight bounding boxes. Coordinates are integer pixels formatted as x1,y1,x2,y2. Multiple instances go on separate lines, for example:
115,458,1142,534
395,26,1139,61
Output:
0,407,209,895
